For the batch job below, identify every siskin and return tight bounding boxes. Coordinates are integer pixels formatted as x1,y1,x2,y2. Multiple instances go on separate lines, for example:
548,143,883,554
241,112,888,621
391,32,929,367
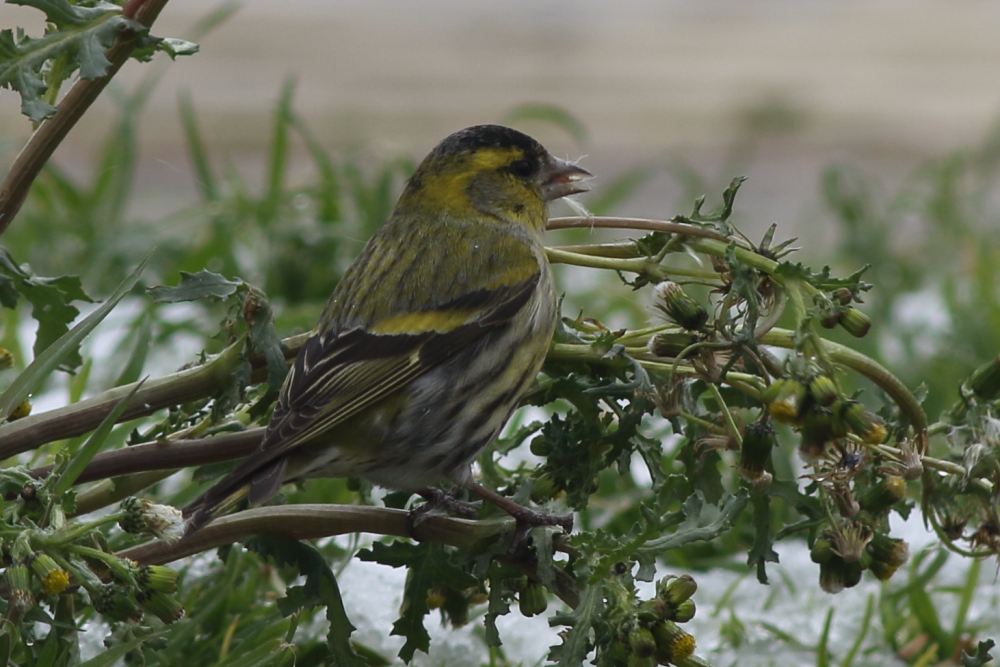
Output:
184,125,590,533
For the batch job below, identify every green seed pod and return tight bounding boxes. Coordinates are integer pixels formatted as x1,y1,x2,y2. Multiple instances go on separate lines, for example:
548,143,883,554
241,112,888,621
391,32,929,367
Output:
647,332,697,358
658,574,697,606
766,379,809,424
651,620,696,665
839,307,872,338
738,419,776,484
858,476,907,514
799,406,835,460
968,355,1000,401
807,375,839,407
29,553,69,596
6,561,34,613
672,599,696,623
518,583,548,617
810,537,834,564
136,590,184,624
654,281,708,331
630,627,657,659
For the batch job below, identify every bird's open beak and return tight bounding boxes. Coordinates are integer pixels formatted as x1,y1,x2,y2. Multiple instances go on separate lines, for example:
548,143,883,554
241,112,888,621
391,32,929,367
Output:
540,157,592,202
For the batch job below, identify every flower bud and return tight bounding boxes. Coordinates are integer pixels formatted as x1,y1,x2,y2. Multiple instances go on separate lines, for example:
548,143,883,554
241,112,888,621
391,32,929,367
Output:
627,653,655,667
651,620,696,664
867,533,909,571
807,375,839,407
799,406,835,460
629,627,657,659
8,399,31,421
737,419,775,486
136,590,185,624
968,355,1000,401
136,565,179,594
93,583,143,623
6,561,34,612
765,379,808,424
653,282,708,331
810,537,834,564
840,401,886,444
530,472,561,503
518,583,548,617
833,288,853,306
425,588,446,610
647,332,697,358
858,476,907,514
29,553,69,595
0,347,13,370
119,497,184,543
838,307,872,338
529,437,549,457
657,574,697,606
820,311,842,329
672,599,696,623
818,555,862,594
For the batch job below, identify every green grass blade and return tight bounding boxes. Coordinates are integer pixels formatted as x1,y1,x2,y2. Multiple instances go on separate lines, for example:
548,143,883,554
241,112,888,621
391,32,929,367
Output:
113,315,152,387
179,91,218,201
290,110,339,222
261,77,296,226
0,254,149,420
840,594,874,667
53,377,145,496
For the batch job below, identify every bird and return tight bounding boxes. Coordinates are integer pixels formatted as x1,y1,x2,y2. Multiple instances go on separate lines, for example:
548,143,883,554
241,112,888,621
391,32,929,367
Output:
182,124,590,534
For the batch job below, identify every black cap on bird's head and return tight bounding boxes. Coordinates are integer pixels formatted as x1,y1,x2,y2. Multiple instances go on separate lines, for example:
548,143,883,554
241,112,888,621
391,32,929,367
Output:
413,124,591,208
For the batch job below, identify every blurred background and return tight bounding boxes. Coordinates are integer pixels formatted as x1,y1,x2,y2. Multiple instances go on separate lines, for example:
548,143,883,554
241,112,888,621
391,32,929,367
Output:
4,0,1000,229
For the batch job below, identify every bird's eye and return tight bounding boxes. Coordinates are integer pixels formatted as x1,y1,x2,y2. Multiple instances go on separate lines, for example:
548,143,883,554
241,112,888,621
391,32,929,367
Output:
510,159,537,178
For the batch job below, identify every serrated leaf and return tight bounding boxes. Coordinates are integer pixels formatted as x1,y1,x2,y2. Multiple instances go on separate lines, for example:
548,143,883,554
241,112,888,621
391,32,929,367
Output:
547,583,601,667
358,541,477,662
147,270,242,303
0,254,147,420
484,563,510,648
1,3,145,121
962,639,995,667
157,37,199,58
243,536,365,667
0,249,94,370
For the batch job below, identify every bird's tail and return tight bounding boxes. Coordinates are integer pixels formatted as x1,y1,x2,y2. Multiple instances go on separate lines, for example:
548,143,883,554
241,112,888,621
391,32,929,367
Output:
181,479,251,535
182,457,288,535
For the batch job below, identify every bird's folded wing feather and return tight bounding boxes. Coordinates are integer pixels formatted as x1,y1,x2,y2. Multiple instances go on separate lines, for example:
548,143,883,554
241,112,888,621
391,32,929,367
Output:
254,273,539,465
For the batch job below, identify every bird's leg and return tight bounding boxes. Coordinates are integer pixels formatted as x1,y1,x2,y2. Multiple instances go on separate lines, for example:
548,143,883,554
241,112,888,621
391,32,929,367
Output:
406,487,483,539
466,481,573,538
